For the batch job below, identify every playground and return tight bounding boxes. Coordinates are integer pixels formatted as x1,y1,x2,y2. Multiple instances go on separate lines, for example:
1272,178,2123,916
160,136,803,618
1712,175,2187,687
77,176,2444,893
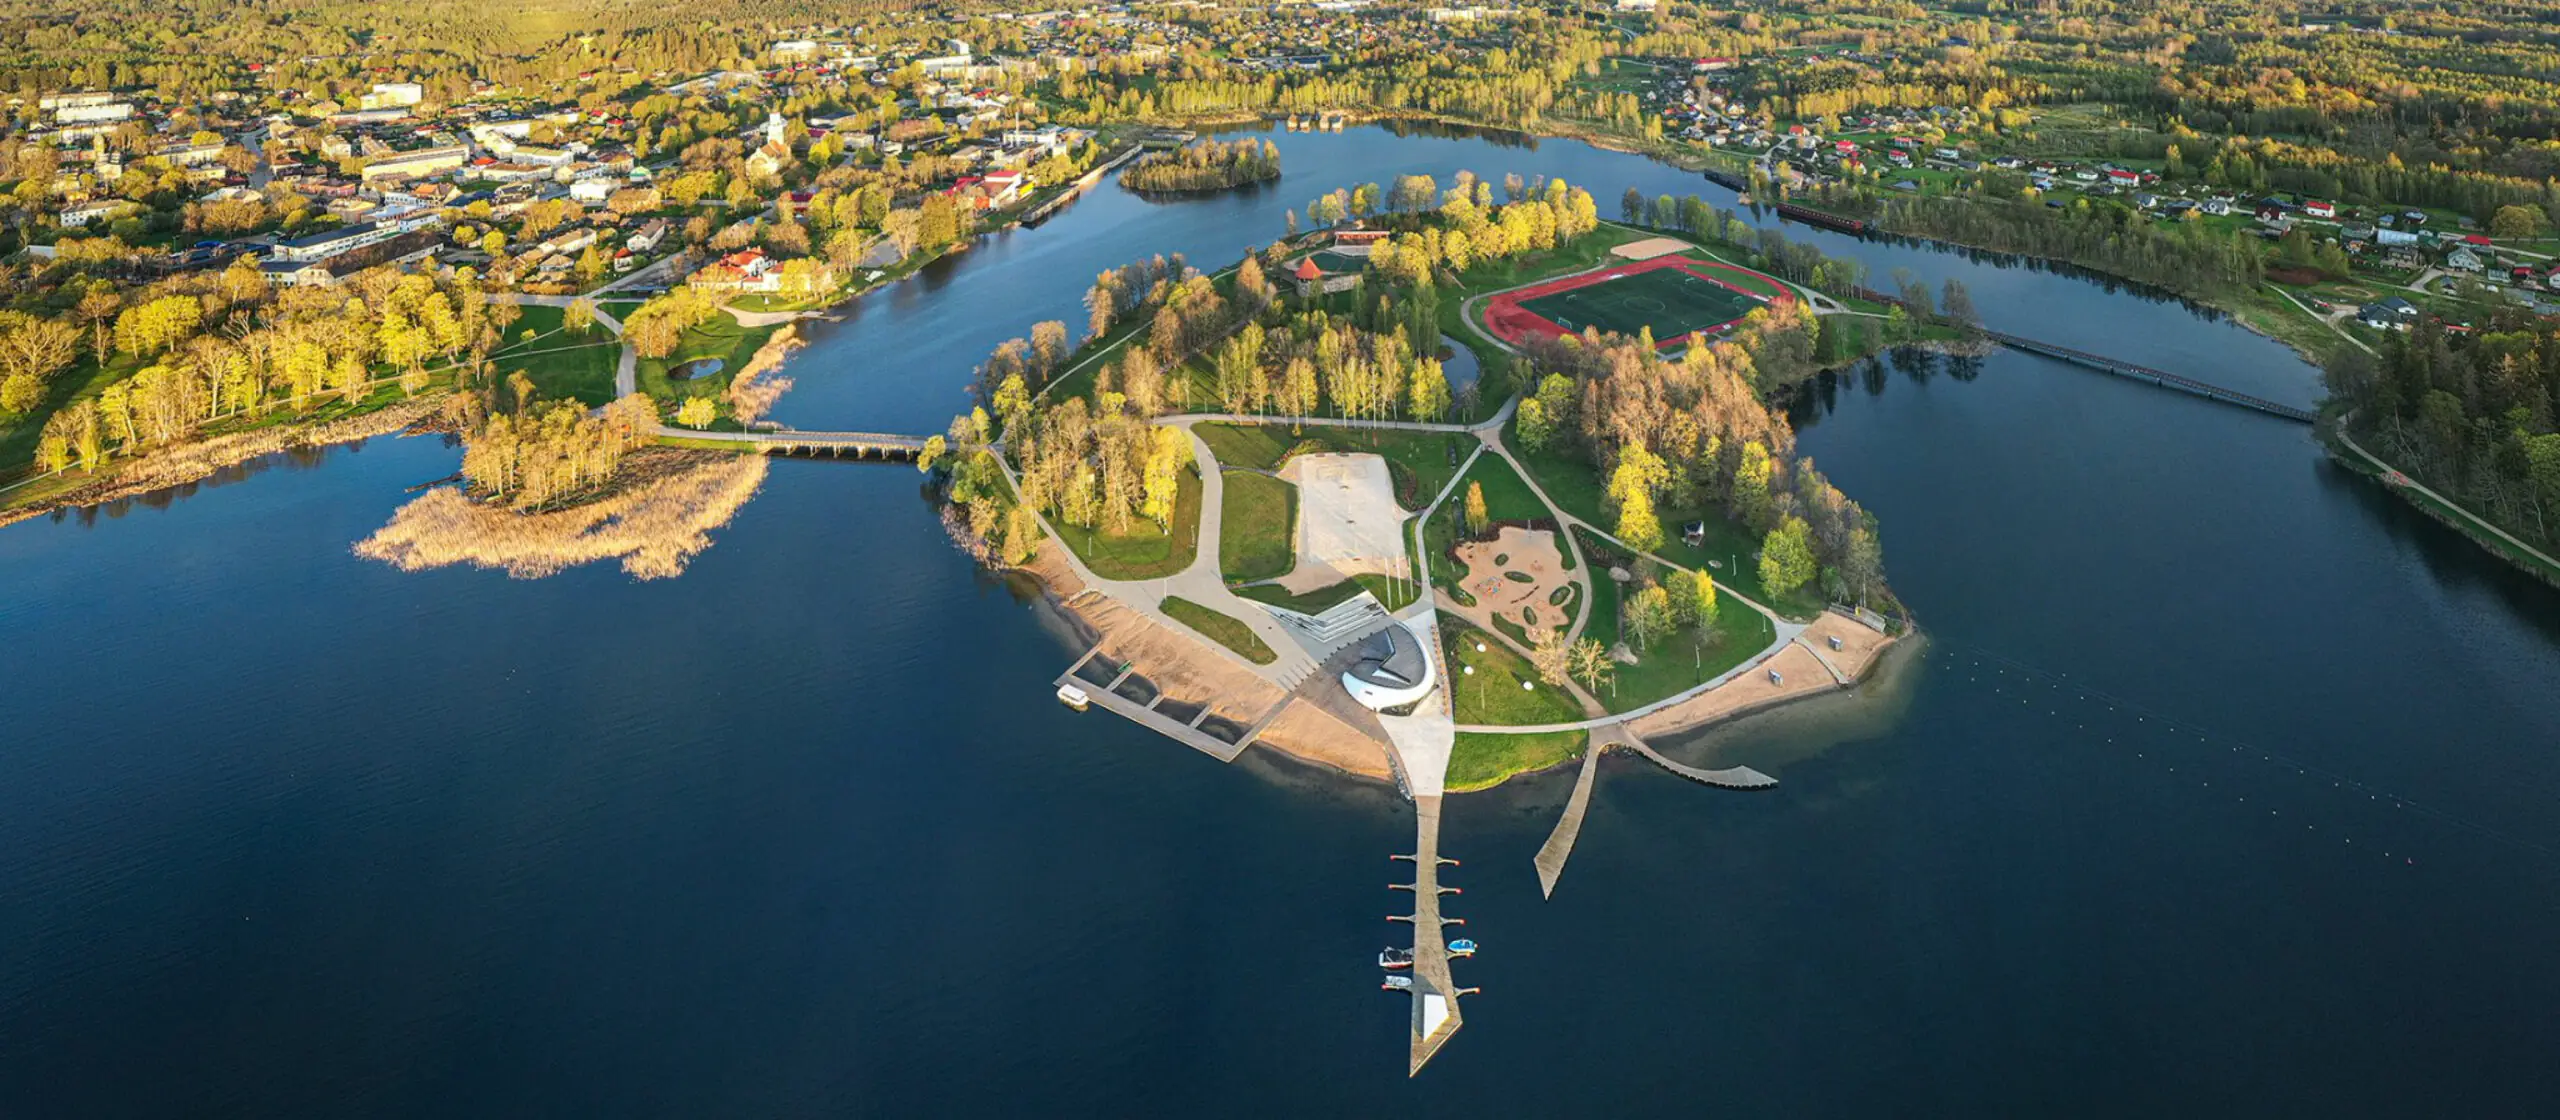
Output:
1481,254,1794,352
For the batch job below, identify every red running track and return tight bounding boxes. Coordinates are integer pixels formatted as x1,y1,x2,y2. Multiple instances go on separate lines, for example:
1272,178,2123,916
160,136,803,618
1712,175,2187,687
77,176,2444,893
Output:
1480,254,1795,352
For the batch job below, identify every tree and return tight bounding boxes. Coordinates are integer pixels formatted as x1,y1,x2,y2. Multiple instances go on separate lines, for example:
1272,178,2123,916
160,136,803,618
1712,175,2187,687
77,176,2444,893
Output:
1464,480,1489,535
1626,583,1675,650
916,433,948,473
1567,637,1614,693
1939,278,1979,328
1759,515,1818,597
675,396,717,429
1666,567,1716,628
1528,626,1574,686
1140,426,1193,528
2490,204,2549,241
1622,186,1644,225
1409,358,1451,421
1607,444,1670,552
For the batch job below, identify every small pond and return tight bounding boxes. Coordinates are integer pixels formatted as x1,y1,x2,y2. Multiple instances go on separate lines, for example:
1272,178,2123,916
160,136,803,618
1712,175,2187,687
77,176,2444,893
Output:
670,357,725,381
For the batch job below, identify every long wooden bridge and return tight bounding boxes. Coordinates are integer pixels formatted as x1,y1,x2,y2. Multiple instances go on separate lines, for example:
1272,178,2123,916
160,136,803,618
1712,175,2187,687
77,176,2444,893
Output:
1977,329,2317,423
1846,287,2317,424
656,426,939,460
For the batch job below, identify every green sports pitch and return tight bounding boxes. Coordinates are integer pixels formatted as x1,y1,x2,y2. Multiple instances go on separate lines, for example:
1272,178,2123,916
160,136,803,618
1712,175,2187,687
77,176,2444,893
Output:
1514,265,1764,343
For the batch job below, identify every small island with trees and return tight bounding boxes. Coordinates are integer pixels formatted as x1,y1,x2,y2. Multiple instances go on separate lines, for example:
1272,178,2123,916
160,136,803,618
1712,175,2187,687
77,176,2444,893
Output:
1121,138,1283,194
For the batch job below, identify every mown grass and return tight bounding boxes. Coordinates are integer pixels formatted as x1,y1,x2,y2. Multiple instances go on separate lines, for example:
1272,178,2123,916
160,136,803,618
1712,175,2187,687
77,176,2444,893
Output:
1219,470,1296,582
1235,578,1368,614
1054,468,1202,580
495,338,621,406
1459,450,1552,524
1447,730,1589,793
1196,422,1470,511
635,316,781,421
1575,533,1779,712
1162,595,1277,664
1441,617,1583,726
1509,421,1824,619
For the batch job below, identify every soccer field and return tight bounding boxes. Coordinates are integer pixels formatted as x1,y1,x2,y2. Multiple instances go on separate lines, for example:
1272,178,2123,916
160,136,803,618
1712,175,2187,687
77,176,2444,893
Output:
1514,265,1762,342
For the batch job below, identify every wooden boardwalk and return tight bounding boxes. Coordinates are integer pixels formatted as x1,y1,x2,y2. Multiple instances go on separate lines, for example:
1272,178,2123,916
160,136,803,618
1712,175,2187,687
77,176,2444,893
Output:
1056,645,1283,764
1618,727,1779,790
1404,795,1465,1076
1532,742,1606,898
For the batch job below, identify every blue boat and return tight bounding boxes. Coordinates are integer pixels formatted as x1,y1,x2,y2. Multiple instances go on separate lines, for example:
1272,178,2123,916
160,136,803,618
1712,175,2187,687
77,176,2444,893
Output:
1447,939,1477,956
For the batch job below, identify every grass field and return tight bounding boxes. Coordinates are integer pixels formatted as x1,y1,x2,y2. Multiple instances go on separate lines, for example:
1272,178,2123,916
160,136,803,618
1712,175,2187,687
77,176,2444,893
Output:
493,336,620,406
1054,468,1202,580
1511,422,1826,619
635,316,782,424
1576,534,1781,712
1447,730,1589,792
1442,618,1585,726
1235,578,1367,614
1457,451,1552,524
1516,262,1759,342
1162,596,1277,664
1193,423,1470,511
1219,470,1296,581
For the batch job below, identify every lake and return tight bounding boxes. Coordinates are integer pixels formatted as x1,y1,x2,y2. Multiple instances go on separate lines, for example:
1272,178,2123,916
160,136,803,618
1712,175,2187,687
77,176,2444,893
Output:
3,123,2557,1116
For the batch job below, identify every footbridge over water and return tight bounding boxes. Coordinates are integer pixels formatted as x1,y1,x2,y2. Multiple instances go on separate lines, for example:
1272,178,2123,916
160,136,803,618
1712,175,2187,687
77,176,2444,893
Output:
1976,329,2317,424
1847,288,2318,424
657,426,962,461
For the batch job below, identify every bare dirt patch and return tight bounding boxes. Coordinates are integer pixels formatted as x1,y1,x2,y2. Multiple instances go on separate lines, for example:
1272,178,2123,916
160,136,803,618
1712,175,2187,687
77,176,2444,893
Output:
1275,452,1406,593
1610,236,1695,261
1628,642,1835,738
1801,612,1893,682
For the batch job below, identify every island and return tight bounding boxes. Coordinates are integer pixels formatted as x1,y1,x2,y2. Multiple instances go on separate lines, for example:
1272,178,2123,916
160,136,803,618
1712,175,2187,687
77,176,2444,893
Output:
926,172,1912,1071
1119,137,1283,193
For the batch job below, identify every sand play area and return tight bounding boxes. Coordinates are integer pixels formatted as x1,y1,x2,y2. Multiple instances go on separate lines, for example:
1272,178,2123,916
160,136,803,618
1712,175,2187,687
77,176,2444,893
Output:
1274,453,1408,594
1450,526,1575,636
1610,236,1695,261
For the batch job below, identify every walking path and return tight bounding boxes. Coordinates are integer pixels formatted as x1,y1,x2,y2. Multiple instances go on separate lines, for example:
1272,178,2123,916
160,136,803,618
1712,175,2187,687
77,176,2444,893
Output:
2333,420,2560,578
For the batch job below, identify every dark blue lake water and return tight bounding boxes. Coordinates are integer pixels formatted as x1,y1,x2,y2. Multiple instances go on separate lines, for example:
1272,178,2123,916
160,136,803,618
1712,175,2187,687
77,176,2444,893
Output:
3,124,2557,1116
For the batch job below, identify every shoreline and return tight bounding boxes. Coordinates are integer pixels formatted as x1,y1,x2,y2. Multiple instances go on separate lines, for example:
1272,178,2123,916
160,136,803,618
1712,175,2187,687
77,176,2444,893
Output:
0,396,451,530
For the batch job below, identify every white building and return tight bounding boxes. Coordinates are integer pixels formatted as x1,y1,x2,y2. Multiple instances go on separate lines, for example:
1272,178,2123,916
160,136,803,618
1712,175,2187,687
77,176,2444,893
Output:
362,82,425,110
1340,620,1438,712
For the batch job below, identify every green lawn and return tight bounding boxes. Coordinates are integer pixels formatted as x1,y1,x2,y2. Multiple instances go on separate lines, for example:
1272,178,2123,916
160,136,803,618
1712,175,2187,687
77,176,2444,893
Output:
1458,450,1552,524
493,338,621,406
1054,468,1202,580
635,316,781,424
0,352,140,481
1447,730,1589,793
1195,422,1299,470
1354,571,1422,612
1508,421,1824,618
1219,470,1296,582
1196,422,1470,511
1576,540,1780,713
1442,618,1584,726
1235,578,1368,614
1162,596,1277,664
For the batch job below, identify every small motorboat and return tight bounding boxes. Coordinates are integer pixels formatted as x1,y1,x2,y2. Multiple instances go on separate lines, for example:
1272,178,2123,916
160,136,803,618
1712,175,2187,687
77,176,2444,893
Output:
1381,974,1414,991
1056,683,1090,711
1379,947,1413,970
1447,939,1477,957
